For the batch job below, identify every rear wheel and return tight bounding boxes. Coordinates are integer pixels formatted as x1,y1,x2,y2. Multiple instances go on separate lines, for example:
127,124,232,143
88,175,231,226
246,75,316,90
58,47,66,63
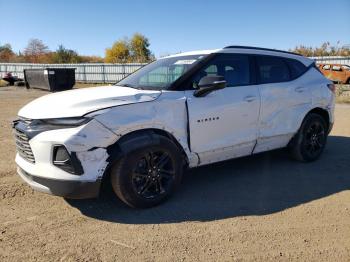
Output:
289,113,328,162
110,135,183,208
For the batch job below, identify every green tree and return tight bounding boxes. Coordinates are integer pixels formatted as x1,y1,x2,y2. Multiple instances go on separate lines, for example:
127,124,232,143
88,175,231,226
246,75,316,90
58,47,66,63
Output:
130,33,152,62
51,45,81,63
0,43,15,62
105,40,130,63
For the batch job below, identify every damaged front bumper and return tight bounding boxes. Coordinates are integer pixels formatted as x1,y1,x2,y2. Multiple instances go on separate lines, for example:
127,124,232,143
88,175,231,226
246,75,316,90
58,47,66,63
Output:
13,118,119,198
17,166,101,198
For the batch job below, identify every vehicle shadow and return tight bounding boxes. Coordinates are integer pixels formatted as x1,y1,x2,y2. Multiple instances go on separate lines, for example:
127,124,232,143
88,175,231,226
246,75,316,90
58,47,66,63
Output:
66,135,350,224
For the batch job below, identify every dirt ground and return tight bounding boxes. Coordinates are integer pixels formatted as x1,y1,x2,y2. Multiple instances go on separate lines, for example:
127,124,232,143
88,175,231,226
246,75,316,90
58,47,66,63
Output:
0,86,349,261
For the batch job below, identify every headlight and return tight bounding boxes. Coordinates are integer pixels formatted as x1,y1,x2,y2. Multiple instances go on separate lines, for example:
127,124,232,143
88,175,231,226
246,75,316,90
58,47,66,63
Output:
41,117,91,127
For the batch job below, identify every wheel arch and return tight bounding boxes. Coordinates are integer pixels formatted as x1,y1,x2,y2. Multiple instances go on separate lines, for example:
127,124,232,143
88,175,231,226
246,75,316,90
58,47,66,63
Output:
293,107,330,138
288,106,331,149
307,107,330,130
103,128,190,177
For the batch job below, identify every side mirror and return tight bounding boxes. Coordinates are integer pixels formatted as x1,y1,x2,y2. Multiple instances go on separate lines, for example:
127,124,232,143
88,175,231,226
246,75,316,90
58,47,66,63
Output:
193,76,226,97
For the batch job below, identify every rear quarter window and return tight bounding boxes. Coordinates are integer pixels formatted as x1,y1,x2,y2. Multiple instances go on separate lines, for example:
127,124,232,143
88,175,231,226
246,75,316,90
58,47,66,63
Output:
285,59,307,79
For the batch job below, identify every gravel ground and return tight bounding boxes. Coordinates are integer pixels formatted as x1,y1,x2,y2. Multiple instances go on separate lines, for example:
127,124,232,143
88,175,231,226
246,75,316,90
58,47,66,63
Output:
0,86,349,261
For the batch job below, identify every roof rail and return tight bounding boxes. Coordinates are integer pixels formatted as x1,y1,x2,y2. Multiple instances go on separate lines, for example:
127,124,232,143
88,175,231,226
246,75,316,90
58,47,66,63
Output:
223,45,302,56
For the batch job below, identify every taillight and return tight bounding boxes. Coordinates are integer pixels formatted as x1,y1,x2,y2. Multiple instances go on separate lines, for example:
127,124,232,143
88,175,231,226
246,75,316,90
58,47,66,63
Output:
327,83,336,94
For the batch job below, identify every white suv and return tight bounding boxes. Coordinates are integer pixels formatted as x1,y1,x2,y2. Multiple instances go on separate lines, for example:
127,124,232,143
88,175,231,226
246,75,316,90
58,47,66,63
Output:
14,46,335,208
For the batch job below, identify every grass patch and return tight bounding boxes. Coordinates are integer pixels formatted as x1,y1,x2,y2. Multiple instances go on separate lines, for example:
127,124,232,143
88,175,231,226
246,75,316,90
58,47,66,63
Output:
336,84,350,104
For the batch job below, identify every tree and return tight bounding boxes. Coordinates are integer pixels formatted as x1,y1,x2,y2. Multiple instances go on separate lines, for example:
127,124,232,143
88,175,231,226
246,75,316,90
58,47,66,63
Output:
80,55,104,63
0,43,15,62
130,33,152,62
23,38,50,63
105,40,130,63
290,42,350,57
51,45,81,63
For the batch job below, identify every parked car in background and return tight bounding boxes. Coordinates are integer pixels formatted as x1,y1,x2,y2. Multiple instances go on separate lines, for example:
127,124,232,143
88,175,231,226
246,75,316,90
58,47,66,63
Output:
318,64,350,84
13,46,335,208
2,72,24,86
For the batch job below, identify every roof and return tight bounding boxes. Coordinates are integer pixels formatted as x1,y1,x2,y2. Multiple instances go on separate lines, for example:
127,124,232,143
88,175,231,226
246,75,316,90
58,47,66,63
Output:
161,46,313,66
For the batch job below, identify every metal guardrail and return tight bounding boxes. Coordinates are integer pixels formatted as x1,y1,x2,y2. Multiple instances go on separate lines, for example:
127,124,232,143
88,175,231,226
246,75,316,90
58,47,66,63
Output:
0,63,146,83
1,57,349,83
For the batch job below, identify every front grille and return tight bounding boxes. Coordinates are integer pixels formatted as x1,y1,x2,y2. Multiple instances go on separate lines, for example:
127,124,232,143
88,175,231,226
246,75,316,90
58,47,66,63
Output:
14,128,35,163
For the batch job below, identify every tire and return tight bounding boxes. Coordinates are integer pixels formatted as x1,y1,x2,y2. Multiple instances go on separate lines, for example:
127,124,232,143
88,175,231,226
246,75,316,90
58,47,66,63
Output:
110,135,183,208
289,113,328,162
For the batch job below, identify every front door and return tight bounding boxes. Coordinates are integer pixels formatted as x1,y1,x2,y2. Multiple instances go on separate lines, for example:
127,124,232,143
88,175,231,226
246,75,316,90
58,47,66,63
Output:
185,53,260,165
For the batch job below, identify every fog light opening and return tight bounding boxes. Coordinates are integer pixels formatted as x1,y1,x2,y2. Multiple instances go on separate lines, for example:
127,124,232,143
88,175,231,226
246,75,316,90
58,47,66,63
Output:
53,145,75,174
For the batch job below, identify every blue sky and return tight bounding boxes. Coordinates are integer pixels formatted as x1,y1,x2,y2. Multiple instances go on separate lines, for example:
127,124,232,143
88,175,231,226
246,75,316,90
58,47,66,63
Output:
0,0,349,57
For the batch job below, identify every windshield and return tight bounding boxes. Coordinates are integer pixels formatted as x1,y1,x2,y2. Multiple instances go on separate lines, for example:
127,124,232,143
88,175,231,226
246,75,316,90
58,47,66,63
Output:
342,65,350,71
117,55,206,90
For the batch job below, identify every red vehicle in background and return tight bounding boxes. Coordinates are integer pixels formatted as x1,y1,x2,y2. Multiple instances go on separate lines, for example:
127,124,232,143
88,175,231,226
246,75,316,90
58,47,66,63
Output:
318,64,350,84
2,72,24,85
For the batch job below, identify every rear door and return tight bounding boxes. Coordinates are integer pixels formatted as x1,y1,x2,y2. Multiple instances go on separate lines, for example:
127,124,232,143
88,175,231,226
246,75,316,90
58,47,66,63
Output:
254,55,311,153
185,53,260,164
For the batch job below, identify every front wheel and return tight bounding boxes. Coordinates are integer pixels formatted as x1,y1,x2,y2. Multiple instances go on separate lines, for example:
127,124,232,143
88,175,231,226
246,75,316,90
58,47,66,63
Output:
110,135,183,208
289,113,328,162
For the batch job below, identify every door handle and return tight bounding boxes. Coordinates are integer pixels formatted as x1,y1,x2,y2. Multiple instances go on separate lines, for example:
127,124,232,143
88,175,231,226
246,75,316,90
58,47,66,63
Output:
295,87,305,93
244,96,257,102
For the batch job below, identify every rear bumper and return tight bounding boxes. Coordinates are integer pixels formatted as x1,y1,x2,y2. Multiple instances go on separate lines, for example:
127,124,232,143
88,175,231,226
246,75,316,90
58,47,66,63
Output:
17,166,101,199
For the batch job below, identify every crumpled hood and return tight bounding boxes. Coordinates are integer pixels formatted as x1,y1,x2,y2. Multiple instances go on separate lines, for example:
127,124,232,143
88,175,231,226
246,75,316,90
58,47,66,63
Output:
18,86,161,119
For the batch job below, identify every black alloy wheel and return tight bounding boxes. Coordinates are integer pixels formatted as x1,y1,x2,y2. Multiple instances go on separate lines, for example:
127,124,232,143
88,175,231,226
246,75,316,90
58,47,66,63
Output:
131,150,175,199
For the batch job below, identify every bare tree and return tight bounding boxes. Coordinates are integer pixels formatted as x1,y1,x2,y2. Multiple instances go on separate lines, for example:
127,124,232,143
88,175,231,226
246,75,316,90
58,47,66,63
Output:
24,38,50,63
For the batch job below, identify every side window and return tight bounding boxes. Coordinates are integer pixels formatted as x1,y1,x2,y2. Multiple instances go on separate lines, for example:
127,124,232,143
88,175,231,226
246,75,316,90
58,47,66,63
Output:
285,58,307,79
332,65,342,71
190,54,250,89
205,65,218,76
322,65,331,70
256,56,290,84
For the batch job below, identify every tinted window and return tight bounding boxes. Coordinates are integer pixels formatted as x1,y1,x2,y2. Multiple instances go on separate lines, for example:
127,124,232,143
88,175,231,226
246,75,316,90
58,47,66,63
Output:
257,56,290,84
190,54,250,89
285,59,307,79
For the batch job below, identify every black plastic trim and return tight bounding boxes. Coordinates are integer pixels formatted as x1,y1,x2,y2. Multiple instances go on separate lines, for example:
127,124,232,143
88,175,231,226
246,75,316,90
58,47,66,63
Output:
18,167,100,199
184,99,191,151
52,145,84,175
